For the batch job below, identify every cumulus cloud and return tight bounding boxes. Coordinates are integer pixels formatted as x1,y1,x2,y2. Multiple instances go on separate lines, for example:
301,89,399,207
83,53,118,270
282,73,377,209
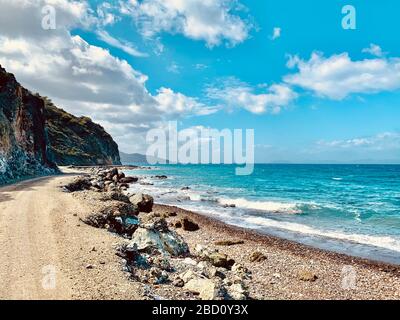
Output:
206,78,297,114
0,0,214,153
284,51,400,100
119,0,252,47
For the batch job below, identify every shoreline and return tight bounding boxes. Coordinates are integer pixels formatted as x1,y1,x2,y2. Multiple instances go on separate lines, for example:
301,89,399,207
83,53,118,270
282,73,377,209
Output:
2,170,399,299
154,203,400,275
65,166,400,299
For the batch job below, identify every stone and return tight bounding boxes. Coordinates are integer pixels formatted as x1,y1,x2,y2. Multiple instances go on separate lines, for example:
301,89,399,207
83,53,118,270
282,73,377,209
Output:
120,176,138,183
214,240,244,246
129,227,189,256
298,270,318,282
64,177,92,192
207,252,235,269
129,193,154,213
227,282,248,300
181,217,199,231
249,251,267,263
179,270,198,283
174,221,182,228
184,277,219,300
172,277,185,287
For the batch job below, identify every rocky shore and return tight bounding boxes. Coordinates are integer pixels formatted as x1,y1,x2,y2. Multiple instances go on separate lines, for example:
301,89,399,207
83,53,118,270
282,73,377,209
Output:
63,167,400,300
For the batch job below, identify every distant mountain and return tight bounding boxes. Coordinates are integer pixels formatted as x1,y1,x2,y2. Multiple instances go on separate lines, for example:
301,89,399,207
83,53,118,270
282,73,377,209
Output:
0,65,121,184
120,151,164,165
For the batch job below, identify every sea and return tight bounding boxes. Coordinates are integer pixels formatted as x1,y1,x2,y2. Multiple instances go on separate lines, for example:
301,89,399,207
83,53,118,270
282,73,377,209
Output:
125,164,400,264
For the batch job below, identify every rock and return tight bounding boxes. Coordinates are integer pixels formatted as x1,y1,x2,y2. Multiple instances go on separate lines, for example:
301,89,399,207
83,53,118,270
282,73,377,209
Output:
249,251,267,263
195,245,235,269
223,204,236,208
140,215,169,232
167,211,177,217
227,282,248,300
179,270,198,283
86,264,94,269
184,277,220,300
298,270,318,282
172,277,185,288
128,226,189,256
207,252,235,269
183,257,198,266
149,267,169,285
0,65,58,185
214,240,244,246
129,193,154,213
100,191,130,203
181,217,199,231
154,175,168,179
120,176,138,184
173,221,182,228
181,186,190,190
64,177,92,192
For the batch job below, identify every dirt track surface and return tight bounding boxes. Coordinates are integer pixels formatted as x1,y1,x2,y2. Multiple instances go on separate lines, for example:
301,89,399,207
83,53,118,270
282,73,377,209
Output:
0,175,143,300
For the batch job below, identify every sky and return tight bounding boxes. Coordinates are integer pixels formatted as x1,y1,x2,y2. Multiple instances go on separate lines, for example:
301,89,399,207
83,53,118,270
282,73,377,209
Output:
0,0,400,163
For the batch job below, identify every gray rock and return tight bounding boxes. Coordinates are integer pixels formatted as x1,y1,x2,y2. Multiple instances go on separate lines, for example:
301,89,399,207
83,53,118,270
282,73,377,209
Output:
129,193,154,213
128,226,189,256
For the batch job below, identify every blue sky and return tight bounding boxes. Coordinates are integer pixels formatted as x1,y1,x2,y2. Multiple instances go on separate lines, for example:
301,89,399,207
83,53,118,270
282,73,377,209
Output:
1,0,399,163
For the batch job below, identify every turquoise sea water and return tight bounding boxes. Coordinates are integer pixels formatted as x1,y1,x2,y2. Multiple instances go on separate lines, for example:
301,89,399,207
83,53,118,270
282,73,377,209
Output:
126,164,400,264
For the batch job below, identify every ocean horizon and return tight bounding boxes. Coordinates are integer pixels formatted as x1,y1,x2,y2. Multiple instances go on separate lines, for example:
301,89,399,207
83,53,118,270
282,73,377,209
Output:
126,163,400,264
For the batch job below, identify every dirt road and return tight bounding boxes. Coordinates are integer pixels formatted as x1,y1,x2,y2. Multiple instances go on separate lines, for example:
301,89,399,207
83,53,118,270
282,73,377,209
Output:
0,175,143,300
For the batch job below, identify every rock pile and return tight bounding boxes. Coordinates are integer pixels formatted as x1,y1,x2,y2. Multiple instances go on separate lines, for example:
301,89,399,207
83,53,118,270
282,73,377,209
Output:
64,167,251,300
64,168,140,193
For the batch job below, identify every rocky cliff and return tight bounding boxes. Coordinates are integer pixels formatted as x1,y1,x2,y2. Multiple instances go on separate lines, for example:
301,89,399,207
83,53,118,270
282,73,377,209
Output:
44,99,121,166
0,65,121,184
0,65,57,184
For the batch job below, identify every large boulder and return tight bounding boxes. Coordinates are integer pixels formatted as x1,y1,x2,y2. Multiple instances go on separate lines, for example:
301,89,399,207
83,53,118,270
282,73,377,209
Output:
184,277,220,300
181,217,199,231
128,226,189,256
63,176,91,192
129,193,154,213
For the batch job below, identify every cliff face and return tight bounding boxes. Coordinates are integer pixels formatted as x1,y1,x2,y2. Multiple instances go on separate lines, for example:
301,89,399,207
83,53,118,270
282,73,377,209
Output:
0,66,57,184
0,65,121,184
44,100,121,166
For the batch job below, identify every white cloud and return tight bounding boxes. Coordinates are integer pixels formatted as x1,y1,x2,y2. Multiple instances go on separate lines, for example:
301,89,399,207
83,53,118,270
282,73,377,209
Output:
318,132,400,150
155,87,219,116
120,0,252,47
167,62,180,74
0,0,216,153
207,78,297,114
362,43,385,57
270,27,281,40
285,51,400,100
96,30,148,57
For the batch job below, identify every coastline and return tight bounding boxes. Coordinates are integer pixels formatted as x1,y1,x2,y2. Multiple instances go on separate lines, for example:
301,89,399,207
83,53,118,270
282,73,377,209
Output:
155,203,400,276
1,170,399,300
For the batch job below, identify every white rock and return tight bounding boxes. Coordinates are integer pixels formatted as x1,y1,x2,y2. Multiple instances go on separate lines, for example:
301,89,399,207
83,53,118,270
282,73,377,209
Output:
184,277,219,300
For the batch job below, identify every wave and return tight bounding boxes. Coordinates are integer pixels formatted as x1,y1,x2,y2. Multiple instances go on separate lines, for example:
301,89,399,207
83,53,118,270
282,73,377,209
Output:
218,197,302,214
242,215,400,253
332,177,343,181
